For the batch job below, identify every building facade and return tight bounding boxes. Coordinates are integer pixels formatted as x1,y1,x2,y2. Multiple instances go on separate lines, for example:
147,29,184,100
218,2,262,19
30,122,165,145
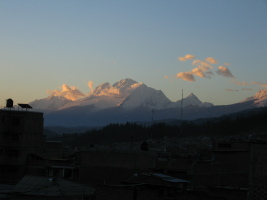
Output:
0,109,45,183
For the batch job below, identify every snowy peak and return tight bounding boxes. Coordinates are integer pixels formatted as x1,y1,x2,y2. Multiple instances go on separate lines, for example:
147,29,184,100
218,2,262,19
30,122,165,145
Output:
253,89,267,107
177,93,202,107
119,84,172,110
172,92,213,108
92,82,112,96
30,95,71,110
254,89,267,100
242,89,267,107
185,93,202,105
183,93,214,107
112,78,138,92
59,79,143,110
29,78,214,112
91,79,142,97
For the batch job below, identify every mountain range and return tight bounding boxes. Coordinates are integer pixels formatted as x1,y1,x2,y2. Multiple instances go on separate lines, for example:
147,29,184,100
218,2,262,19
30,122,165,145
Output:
29,78,267,127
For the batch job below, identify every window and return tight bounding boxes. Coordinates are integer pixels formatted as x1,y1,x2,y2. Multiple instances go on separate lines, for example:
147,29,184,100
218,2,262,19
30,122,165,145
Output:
64,169,73,179
7,166,19,173
9,150,19,158
12,117,21,126
218,143,232,149
38,169,46,177
11,133,19,141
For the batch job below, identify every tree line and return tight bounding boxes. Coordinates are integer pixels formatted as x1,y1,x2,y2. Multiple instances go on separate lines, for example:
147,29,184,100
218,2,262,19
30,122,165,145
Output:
49,107,267,146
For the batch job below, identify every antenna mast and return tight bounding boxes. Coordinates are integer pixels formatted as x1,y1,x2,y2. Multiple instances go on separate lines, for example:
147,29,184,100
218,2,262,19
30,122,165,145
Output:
180,90,183,134
181,89,183,119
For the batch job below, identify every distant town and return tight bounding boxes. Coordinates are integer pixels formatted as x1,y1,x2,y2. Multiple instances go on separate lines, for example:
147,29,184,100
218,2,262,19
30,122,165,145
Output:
1,98,267,200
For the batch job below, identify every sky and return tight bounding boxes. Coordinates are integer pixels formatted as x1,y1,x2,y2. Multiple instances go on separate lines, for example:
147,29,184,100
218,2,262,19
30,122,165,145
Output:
1,0,267,107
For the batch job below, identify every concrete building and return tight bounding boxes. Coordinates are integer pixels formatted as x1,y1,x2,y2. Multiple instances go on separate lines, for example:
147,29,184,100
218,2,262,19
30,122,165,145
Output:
0,105,45,183
193,142,267,200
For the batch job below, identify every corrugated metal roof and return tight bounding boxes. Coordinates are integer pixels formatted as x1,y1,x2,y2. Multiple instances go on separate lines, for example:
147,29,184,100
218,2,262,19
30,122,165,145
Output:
0,184,15,194
151,173,190,183
126,172,190,186
14,175,95,197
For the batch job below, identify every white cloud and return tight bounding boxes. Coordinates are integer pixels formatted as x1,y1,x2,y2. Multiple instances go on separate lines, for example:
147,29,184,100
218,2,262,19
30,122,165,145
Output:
251,81,267,87
176,72,195,82
174,54,235,83
163,75,170,79
192,60,213,71
241,88,253,91
47,84,86,101
87,81,94,94
231,80,248,85
217,66,235,78
225,88,239,92
178,54,195,61
191,68,206,78
205,57,218,64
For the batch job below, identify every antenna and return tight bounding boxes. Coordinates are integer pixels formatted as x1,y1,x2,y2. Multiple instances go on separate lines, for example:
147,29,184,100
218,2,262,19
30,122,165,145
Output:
180,90,183,135
151,109,155,124
181,89,183,119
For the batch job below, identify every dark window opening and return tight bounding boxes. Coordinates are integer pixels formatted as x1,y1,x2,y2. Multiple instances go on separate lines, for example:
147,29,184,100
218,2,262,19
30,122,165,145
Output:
218,143,232,148
12,117,21,126
9,150,19,158
38,169,46,177
64,169,73,179
11,133,19,141
7,166,19,173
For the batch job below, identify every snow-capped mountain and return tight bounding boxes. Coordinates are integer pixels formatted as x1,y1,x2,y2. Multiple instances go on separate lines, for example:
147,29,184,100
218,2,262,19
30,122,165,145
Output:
59,79,143,110
242,89,267,107
172,93,213,108
119,84,172,110
30,78,213,112
28,78,243,127
30,95,71,111
253,89,267,107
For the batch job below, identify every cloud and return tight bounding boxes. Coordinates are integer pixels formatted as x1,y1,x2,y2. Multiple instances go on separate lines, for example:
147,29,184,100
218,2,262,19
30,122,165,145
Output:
252,81,267,87
131,82,143,89
191,68,206,78
232,80,248,85
87,81,94,94
176,72,195,82
223,63,231,65
175,54,235,83
225,88,239,92
47,84,86,101
217,66,235,78
192,60,213,71
205,57,218,64
96,87,120,96
241,88,253,91
175,64,214,82
178,54,195,61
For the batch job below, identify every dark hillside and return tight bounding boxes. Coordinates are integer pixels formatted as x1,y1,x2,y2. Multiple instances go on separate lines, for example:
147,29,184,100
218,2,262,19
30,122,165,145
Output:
50,107,267,146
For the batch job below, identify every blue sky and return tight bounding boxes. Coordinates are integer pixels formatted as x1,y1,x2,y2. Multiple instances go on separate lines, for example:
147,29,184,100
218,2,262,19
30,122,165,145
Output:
1,0,267,106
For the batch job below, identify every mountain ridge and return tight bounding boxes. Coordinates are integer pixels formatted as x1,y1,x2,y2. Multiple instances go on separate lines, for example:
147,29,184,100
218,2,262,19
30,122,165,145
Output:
28,78,267,127
30,78,214,111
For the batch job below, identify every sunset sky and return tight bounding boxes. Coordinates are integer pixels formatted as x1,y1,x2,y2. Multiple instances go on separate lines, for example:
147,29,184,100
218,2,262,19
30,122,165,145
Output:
1,0,267,106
